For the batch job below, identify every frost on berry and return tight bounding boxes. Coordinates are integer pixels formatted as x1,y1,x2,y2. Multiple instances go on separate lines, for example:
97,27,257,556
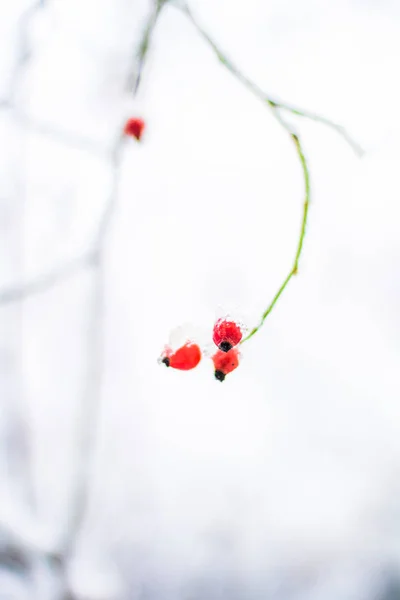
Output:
212,318,243,352
159,341,202,371
212,347,240,382
123,117,145,141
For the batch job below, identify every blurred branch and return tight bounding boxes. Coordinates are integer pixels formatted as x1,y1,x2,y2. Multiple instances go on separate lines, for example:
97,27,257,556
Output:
0,3,127,598
0,0,110,309
0,4,141,591
94,139,125,246
0,0,42,512
0,179,120,307
0,138,125,559
0,0,166,308
0,0,160,310
0,1,67,596
0,93,127,600
0,103,110,158
0,253,95,305
0,117,116,308
8,0,46,102
176,1,363,342
0,115,121,308
129,0,166,95
16,111,111,158
60,2,164,588
0,132,127,599
63,139,125,560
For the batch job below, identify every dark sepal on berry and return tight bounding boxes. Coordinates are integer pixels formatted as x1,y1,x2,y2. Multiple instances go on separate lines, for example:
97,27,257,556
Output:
214,370,226,382
219,341,232,352
162,357,170,367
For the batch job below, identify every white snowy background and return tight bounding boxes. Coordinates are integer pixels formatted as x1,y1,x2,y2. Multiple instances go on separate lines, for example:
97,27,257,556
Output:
1,0,400,598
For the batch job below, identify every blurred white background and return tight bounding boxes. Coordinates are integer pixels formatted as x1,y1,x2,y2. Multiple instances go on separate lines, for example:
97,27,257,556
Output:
1,0,400,598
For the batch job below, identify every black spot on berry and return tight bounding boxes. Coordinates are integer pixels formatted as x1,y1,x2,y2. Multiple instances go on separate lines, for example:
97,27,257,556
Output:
162,357,170,367
214,370,226,382
219,341,232,352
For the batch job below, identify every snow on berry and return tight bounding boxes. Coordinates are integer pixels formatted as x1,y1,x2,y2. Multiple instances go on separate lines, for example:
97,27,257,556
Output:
123,117,145,141
159,324,203,371
160,342,202,371
212,318,243,352
212,347,240,382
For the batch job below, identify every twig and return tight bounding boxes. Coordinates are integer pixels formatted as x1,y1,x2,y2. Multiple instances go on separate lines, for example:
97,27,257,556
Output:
0,0,165,308
176,1,364,157
0,0,44,511
128,0,167,95
16,111,110,158
0,122,114,309
0,1,64,596
0,253,95,305
176,1,362,342
1,4,126,598
60,1,164,587
1,105,110,158
1,5,149,591
8,1,45,103
0,1,163,309
59,0,165,571
269,101,364,157
242,135,310,343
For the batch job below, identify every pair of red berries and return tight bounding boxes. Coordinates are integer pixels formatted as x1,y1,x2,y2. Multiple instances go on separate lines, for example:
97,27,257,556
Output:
160,318,243,382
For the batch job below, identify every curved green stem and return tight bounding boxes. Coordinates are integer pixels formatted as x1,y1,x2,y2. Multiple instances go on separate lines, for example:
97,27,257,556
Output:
175,2,361,343
176,1,364,156
242,134,310,343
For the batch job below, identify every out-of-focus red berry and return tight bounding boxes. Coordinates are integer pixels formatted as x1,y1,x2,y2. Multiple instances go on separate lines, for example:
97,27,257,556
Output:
124,117,145,141
212,347,240,382
161,342,201,371
212,318,242,352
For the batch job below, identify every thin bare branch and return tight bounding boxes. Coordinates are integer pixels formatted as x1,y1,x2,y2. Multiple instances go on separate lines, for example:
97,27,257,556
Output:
130,0,165,95
0,1,112,310
1,106,110,158
0,2,64,595
0,119,116,309
0,0,165,309
176,1,364,157
0,253,95,305
269,100,365,157
62,137,125,560
8,1,46,103
17,112,111,159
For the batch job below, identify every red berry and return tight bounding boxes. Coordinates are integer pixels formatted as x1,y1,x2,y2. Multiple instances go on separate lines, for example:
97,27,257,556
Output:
212,347,240,382
124,117,145,141
212,318,242,352
161,342,201,371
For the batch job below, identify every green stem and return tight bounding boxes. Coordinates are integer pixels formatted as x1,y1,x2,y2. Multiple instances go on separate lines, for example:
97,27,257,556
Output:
176,2,364,156
242,134,310,343
175,1,342,343
132,0,165,94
